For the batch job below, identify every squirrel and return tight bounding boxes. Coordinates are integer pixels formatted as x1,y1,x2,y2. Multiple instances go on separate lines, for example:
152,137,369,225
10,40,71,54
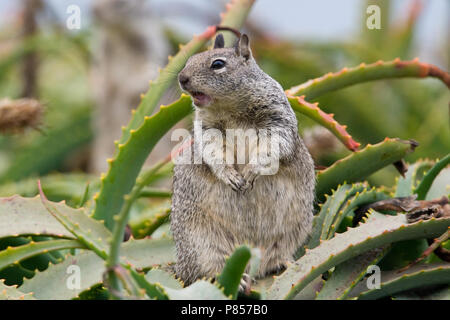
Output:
170,33,315,291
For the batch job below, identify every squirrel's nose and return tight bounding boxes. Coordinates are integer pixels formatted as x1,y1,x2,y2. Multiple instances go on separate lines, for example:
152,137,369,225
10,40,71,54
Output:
179,74,189,86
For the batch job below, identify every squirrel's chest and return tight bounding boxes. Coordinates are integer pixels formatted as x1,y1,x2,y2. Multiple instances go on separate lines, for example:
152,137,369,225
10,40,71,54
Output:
200,166,302,233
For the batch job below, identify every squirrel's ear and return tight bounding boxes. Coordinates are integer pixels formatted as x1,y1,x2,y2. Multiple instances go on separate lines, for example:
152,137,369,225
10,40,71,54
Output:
234,34,252,60
213,34,225,49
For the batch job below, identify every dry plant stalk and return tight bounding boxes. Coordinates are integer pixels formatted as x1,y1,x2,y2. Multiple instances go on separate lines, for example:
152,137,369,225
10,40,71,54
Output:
0,98,43,134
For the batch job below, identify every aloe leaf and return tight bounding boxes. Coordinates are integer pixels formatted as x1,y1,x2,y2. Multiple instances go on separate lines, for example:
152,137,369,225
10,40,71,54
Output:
395,160,433,197
316,211,390,300
127,268,168,300
297,184,364,259
383,160,437,270
39,187,111,260
267,214,450,299
293,277,324,300
138,188,172,199
393,285,450,300
316,246,389,300
318,184,366,242
0,195,74,239
288,95,360,151
0,280,35,300
286,58,450,100
424,167,450,201
93,95,193,230
315,138,417,201
0,173,97,203
163,280,229,300
415,154,450,200
350,263,450,300
106,158,173,293
145,268,183,289
0,239,83,272
218,0,256,46
326,187,389,239
217,245,251,300
19,238,174,299
131,206,170,239
93,0,256,230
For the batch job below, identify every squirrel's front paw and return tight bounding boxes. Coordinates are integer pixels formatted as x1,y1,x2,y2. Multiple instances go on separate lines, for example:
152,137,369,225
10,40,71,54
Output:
221,167,246,192
238,273,253,295
241,165,259,192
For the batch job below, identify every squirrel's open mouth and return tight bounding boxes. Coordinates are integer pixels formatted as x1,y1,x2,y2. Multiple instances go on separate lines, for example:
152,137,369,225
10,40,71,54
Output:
191,91,212,107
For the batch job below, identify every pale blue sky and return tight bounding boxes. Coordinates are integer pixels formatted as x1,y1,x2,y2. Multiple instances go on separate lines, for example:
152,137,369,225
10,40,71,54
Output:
1,0,448,66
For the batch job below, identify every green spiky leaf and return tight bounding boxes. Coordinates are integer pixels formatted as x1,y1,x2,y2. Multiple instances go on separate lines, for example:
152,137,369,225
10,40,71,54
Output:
0,195,74,240
315,138,417,200
351,263,450,300
19,238,174,299
0,239,83,272
0,279,35,300
415,154,450,200
217,245,251,299
38,188,111,259
163,280,229,300
267,214,450,299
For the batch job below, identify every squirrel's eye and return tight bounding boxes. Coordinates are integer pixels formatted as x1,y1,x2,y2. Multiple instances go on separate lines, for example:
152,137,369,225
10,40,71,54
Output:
210,59,226,70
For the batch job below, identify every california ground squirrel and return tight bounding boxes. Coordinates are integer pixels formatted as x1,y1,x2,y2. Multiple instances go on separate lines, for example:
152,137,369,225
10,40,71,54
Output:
171,33,315,289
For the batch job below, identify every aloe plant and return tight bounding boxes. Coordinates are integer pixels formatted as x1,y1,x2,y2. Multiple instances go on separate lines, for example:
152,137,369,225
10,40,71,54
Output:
0,0,449,301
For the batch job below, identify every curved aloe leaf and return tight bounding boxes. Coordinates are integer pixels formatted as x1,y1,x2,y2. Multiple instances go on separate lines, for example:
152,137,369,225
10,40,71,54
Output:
106,158,174,293
318,184,366,243
326,187,389,239
424,167,450,201
288,95,360,151
0,239,83,272
19,238,174,299
381,160,435,270
131,206,170,239
128,268,167,300
219,0,256,46
145,268,183,289
296,184,365,259
286,58,450,100
0,195,73,239
217,245,251,299
316,138,417,201
0,280,35,300
93,0,256,230
39,187,111,260
139,188,172,199
163,280,229,300
393,285,450,300
267,214,450,299
316,211,390,300
351,263,450,300
415,154,450,200
93,95,193,230
395,160,433,197
0,173,97,202
316,246,389,300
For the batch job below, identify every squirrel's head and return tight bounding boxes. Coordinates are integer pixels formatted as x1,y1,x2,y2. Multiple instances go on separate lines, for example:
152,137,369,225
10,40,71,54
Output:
178,33,255,108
